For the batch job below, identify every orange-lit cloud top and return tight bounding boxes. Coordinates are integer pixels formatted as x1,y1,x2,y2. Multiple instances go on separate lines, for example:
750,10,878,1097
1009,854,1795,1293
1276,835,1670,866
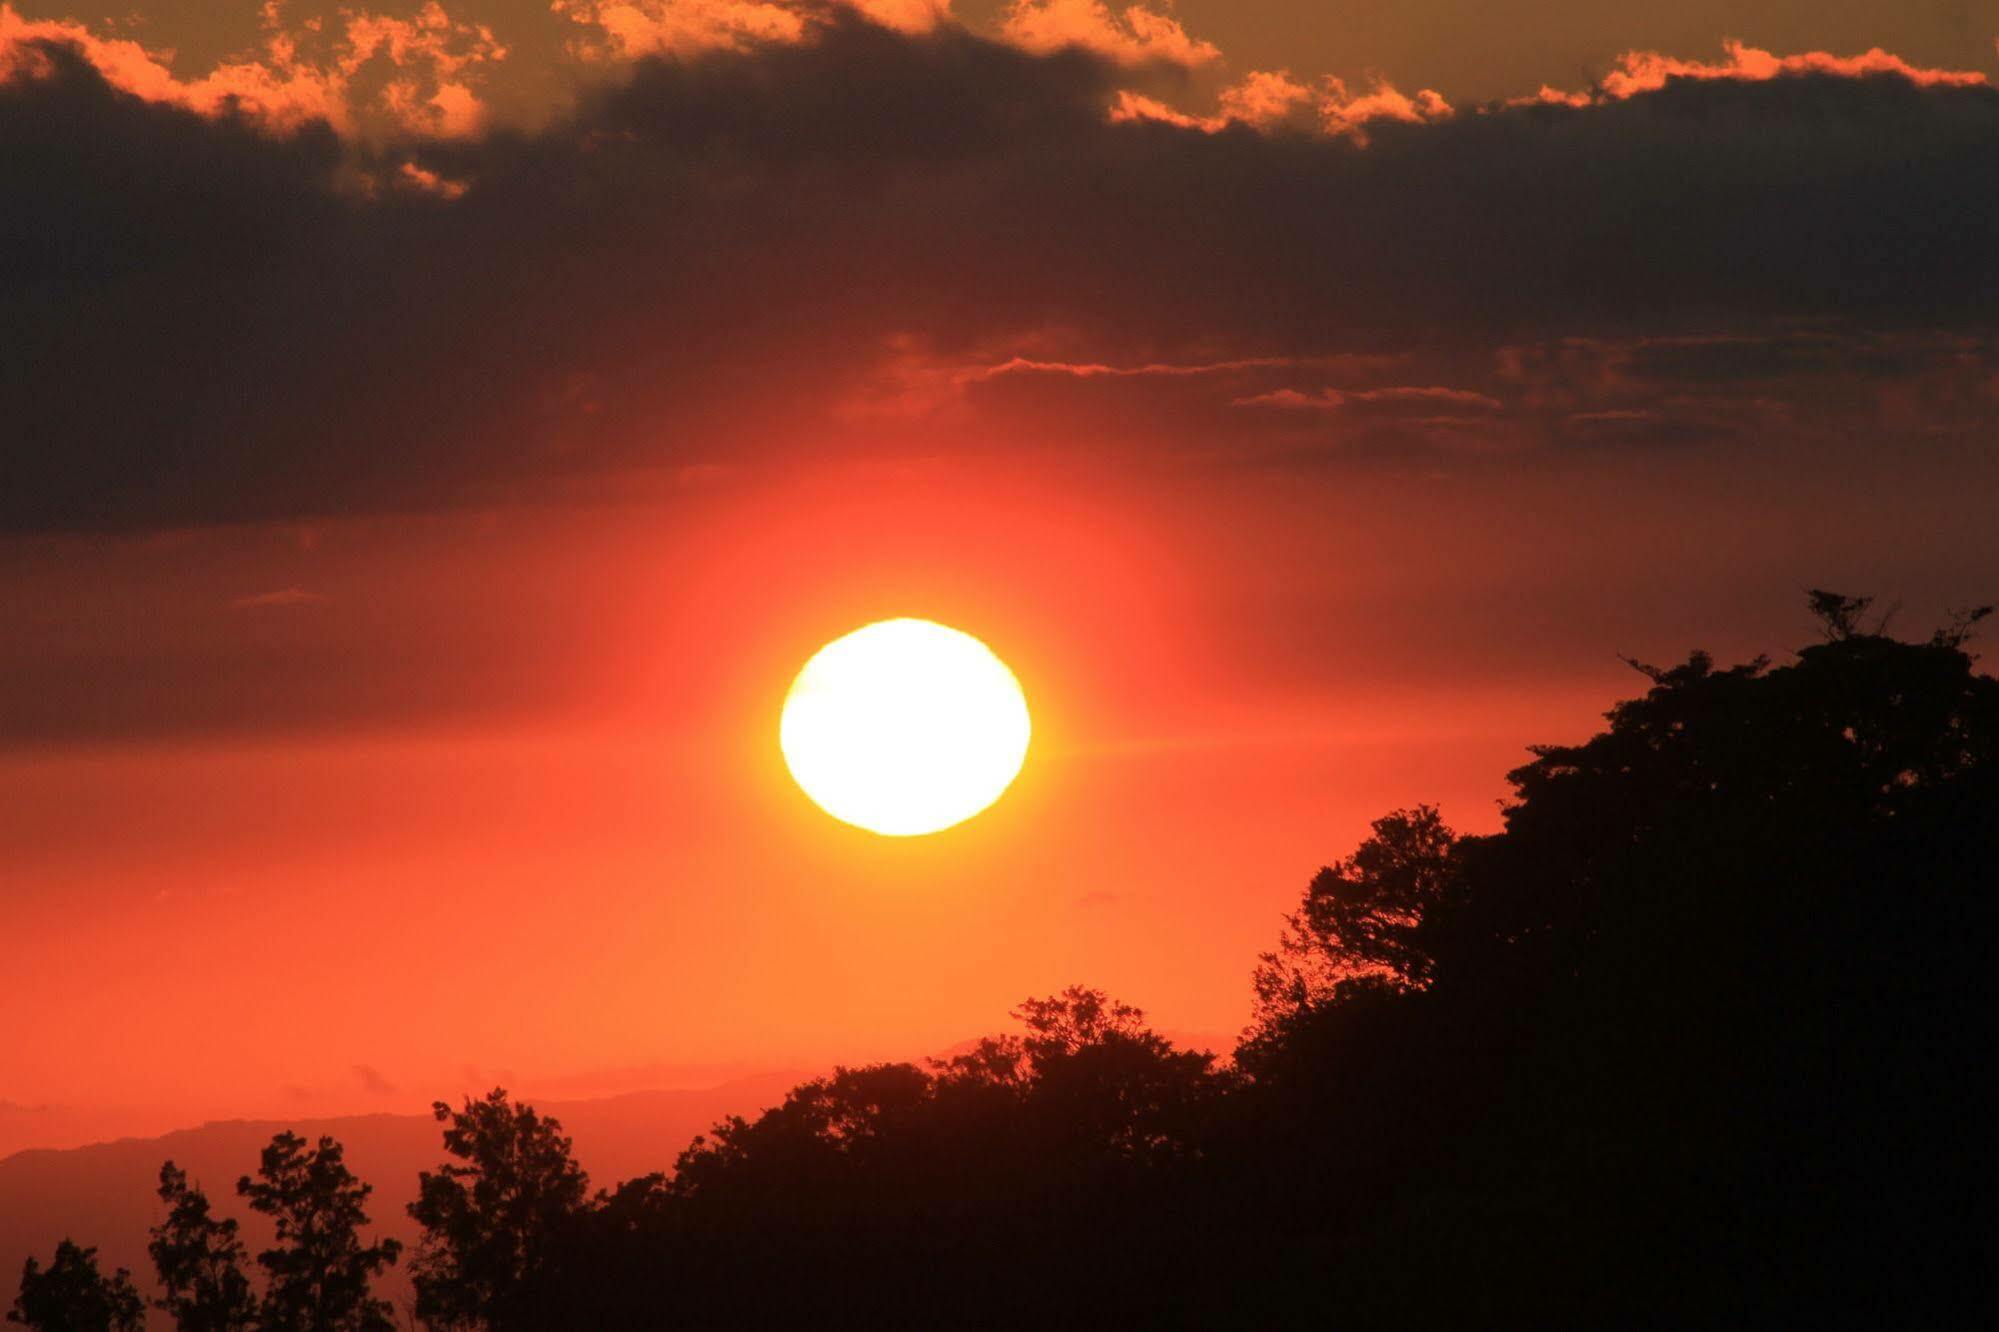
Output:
0,0,505,136
1603,38,1990,96
0,2,342,132
4,0,1991,146
1117,39,1993,139
999,0,1217,68
554,0,950,61
552,0,806,59
1110,74,1451,141
1515,39,1992,108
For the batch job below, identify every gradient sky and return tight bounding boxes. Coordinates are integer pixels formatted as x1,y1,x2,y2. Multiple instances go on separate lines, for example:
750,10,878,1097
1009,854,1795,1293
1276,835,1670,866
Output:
4,0,1997,1155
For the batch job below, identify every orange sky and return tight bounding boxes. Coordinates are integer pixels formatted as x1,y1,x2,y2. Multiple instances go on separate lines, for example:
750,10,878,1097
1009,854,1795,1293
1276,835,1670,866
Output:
8,441,1995,1153
4,0,1999,1155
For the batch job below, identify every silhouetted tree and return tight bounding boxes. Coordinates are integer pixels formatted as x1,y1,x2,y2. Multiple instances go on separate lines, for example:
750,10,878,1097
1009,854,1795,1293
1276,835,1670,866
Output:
1232,593,1999,1322
7,1242,142,1332
590,986,1235,1324
237,1133,401,1332
936,986,1226,1171
149,1162,256,1331
407,1089,589,1331
1930,600,1996,653
670,1061,941,1212
668,987,1223,1216
1807,586,1888,639
1246,805,1459,1034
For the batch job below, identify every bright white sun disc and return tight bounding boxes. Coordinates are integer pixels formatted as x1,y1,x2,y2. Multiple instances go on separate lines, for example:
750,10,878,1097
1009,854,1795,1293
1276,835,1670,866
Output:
780,619,1031,836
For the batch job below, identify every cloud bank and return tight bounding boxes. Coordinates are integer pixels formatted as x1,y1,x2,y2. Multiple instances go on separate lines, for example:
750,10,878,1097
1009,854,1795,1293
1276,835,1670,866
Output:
4,11,1998,530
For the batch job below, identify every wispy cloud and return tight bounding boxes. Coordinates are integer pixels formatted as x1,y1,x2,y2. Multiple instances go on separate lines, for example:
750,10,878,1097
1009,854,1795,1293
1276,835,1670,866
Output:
231,587,329,610
352,1063,397,1094
1235,386,1503,412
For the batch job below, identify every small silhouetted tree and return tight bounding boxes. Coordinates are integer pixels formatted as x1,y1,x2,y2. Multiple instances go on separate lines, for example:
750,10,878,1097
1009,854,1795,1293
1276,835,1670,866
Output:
408,1089,590,1330
150,1162,256,1331
1807,587,1886,640
7,1241,143,1332
237,1133,401,1332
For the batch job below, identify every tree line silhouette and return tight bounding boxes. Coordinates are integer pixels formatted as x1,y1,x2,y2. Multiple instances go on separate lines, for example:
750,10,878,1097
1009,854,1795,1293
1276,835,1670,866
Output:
13,593,1994,1328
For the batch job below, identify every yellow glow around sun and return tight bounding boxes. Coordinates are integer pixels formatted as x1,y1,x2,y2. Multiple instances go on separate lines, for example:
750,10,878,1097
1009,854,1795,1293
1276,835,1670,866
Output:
781,619,1031,836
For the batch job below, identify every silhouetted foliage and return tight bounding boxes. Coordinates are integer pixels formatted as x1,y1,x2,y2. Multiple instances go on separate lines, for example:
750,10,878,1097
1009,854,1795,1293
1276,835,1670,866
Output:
671,987,1225,1210
1807,586,1890,639
407,1089,590,1331
149,1163,255,1331
7,1241,142,1332
1248,805,1459,1032
1230,596,1999,1322
1933,602,1995,650
236,1134,401,1332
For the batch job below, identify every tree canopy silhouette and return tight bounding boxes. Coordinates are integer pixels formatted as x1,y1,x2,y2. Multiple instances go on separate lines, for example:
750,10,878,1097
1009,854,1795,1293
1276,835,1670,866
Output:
1248,804,1460,1030
236,1134,401,1332
6,1241,143,1332
1231,596,1999,1322
408,1090,590,1331
149,1164,255,1331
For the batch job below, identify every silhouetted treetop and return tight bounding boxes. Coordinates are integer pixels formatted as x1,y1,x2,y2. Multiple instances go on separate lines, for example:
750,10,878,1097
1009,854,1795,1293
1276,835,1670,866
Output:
7,1241,142,1332
670,986,1226,1219
237,1133,401,1332
149,1163,255,1332
1248,806,1460,1037
408,1089,590,1332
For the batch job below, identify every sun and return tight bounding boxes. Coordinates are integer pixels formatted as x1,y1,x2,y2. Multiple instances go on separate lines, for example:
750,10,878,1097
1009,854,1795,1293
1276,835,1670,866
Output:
780,618,1032,836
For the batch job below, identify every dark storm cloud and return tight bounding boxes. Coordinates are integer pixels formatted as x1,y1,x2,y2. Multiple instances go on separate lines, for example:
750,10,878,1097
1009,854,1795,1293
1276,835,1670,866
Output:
5,17,1999,531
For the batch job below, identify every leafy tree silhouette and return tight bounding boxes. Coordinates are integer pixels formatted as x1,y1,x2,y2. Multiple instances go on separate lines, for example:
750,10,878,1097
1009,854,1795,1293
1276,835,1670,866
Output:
408,1089,589,1331
6,1241,143,1332
236,1133,401,1332
934,986,1227,1172
1229,593,1999,1323
668,986,1224,1215
1247,804,1460,1031
149,1163,255,1331
509,986,1233,1326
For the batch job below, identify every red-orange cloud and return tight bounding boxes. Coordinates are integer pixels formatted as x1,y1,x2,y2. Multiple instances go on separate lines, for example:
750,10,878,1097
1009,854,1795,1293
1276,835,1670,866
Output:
0,2,345,132
1217,69,1313,128
0,0,506,137
1001,0,1218,68
1318,76,1451,141
554,0,949,61
1115,72,1452,141
1517,39,1991,107
553,0,809,60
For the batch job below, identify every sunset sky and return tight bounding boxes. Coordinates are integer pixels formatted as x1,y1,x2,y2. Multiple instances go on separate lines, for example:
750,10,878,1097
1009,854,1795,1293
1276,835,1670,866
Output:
4,0,1997,1156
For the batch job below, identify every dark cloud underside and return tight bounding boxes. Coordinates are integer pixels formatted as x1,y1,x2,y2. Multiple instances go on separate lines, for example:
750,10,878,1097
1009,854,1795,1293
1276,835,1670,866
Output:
5,17,1998,531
